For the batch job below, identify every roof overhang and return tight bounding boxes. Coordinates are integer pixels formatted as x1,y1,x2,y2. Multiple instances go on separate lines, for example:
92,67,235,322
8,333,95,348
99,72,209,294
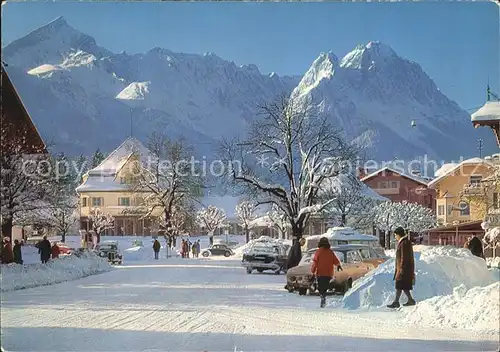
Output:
360,166,429,186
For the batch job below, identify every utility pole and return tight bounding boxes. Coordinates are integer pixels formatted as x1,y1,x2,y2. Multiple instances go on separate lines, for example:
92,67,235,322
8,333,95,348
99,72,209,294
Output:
477,139,483,158
130,108,133,138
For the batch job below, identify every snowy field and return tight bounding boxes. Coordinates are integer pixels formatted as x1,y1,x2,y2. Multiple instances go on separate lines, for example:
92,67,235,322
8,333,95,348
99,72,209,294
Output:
1,238,499,351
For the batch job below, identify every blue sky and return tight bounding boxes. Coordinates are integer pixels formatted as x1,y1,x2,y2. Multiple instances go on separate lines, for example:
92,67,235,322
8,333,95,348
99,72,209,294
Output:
2,2,499,110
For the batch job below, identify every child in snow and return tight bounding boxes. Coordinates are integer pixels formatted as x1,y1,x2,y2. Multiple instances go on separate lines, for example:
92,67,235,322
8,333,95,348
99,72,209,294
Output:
51,242,60,259
311,237,342,308
387,227,416,308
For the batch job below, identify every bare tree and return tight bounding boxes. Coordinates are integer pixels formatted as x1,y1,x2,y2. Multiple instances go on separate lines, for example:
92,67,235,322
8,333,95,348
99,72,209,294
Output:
88,207,114,243
321,173,385,229
267,204,291,239
235,200,256,243
196,205,226,246
126,131,202,241
219,94,356,266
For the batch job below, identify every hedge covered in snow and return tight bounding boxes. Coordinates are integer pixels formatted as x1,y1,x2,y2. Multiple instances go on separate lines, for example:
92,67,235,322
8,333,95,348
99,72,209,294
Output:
1,251,112,292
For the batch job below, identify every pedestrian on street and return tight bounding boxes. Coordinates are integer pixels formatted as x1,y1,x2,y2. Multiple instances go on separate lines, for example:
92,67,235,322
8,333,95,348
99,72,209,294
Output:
466,234,484,259
37,236,51,264
191,243,196,258
153,239,161,260
51,242,60,259
2,237,14,264
387,227,416,308
196,240,201,258
180,239,186,258
311,237,342,308
13,239,23,264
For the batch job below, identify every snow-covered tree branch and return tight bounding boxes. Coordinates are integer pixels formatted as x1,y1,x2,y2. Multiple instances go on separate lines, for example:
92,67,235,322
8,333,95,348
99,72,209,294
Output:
267,204,291,239
126,131,203,239
321,173,385,229
88,207,114,243
374,201,436,248
235,200,256,243
197,205,226,245
219,94,357,266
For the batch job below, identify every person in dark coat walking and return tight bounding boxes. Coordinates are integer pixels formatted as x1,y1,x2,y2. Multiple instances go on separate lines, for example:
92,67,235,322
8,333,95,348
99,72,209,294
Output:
153,239,161,260
311,237,342,308
466,235,484,259
2,238,14,264
13,239,23,264
387,227,416,308
37,236,52,264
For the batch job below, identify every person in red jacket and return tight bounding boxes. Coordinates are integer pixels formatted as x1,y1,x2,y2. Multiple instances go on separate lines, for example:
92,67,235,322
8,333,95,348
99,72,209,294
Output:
51,242,61,259
311,237,343,308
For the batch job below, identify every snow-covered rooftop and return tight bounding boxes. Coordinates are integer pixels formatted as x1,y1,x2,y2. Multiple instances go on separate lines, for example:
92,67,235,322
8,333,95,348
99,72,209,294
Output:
471,101,500,122
91,137,150,175
321,174,388,201
428,157,496,188
435,163,458,178
360,165,431,186
76,137,150,192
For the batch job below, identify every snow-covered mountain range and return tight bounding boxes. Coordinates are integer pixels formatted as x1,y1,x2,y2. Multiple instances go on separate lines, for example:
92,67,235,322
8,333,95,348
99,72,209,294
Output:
3,16,495,160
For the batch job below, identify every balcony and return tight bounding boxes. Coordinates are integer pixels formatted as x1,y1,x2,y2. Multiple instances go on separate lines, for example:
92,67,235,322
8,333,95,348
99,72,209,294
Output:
373,188,399,195
461,183,484,196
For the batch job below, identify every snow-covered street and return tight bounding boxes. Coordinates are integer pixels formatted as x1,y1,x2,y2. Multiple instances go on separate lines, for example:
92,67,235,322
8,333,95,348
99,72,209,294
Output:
2,255,498,352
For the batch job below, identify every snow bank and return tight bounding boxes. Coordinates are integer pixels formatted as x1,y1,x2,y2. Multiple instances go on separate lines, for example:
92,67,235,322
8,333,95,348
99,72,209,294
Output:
0,251,112,292
341,246,497,309
405,282,500,331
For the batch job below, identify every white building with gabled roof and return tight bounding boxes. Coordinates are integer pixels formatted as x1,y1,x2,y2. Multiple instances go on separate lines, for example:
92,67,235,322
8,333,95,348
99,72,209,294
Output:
76,137,159,236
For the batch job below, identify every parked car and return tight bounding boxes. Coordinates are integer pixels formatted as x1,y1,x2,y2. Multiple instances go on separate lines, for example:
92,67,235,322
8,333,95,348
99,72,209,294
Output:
55,242,72,255
94,241,123,265
242,242,288,274
285,244,387,295
201,244,234,257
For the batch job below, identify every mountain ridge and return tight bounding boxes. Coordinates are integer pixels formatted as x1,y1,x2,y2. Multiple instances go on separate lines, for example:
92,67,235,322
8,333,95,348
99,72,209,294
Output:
3,17,496,160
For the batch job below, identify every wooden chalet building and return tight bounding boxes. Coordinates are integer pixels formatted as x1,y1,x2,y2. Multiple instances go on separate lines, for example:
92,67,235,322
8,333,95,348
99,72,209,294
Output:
1,64,46,154
360,165,435,211
1,63,47,238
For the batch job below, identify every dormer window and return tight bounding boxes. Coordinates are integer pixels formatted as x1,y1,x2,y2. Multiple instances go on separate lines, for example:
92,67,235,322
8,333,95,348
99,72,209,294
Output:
469,175,482,186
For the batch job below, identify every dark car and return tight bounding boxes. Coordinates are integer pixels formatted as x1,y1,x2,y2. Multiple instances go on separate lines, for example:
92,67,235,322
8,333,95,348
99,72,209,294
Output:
94,241,123,265
242,242,288,274
201,244,234,257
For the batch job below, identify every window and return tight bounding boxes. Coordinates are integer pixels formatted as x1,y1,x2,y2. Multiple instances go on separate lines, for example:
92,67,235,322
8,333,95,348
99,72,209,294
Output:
81,197,88,207
359,248,372,260
447,205,453,215
438,205,444,216
118,197,130,206
470,176,482,185
391,181,399,189
458,201,470,216
92,197,103,206
379,181,387,189
346,251,362,263
493,193,499,209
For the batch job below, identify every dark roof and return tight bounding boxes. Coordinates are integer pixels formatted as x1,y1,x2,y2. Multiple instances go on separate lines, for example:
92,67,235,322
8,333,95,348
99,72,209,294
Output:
425,220,483,233
1,64,46,154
